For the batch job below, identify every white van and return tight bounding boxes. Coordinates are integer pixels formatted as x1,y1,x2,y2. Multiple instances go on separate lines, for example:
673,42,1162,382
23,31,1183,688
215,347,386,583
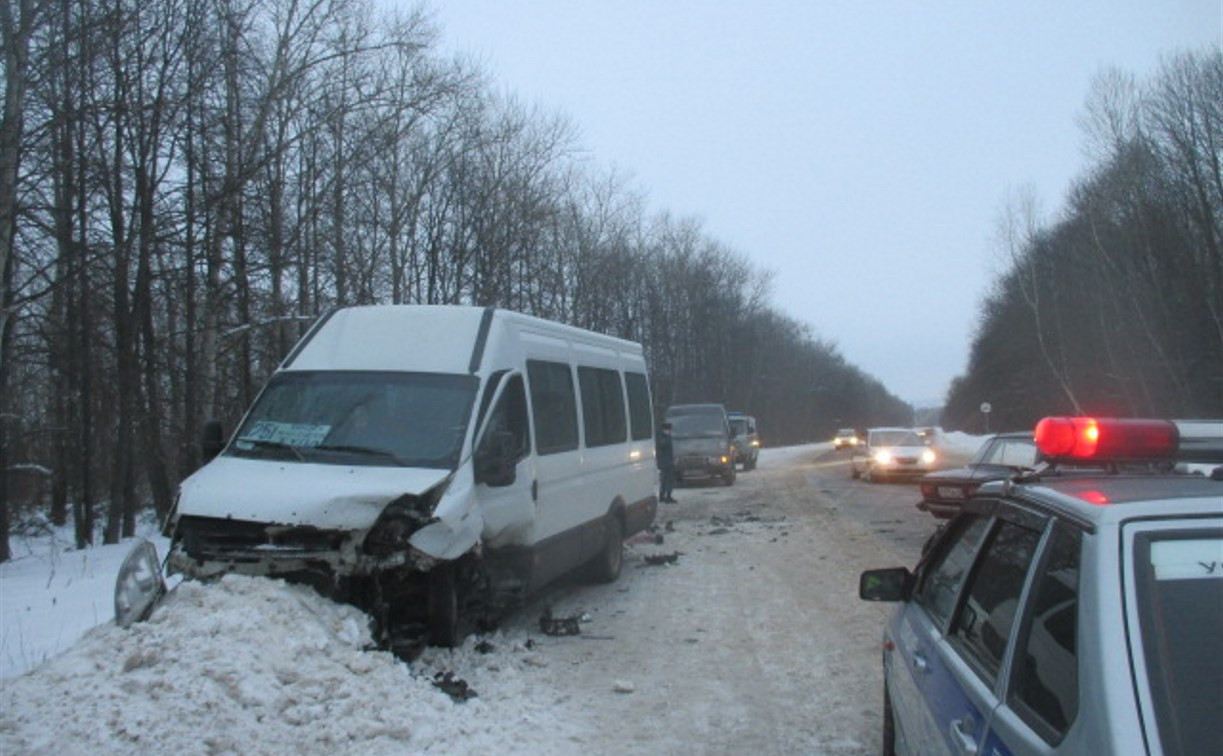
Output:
164,305,657,648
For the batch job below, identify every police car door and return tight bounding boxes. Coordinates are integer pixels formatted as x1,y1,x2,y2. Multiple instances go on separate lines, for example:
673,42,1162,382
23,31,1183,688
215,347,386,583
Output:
899,507,1046,754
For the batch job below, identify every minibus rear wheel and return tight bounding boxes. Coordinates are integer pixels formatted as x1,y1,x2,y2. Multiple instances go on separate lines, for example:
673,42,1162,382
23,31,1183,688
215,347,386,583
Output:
587,515,623,583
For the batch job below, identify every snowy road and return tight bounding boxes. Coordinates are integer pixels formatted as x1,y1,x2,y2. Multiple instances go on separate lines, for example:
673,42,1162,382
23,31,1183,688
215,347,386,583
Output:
495,443,946,754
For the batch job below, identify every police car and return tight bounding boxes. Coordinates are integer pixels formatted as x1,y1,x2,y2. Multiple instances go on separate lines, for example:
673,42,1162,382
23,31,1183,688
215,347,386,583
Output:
859,417,1223,755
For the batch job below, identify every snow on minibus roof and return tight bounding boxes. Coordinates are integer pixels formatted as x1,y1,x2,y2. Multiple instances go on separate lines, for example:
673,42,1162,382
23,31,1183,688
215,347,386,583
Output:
286,305,487,374
285,306,644,376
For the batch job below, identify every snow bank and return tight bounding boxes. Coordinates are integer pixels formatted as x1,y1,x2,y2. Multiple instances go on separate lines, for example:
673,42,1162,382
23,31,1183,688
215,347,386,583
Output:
1,574,588,755
939,431,987,458
1,528,170,680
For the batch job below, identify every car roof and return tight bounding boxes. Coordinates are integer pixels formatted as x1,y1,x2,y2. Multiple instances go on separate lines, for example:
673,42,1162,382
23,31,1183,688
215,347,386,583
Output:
976,472,1223,528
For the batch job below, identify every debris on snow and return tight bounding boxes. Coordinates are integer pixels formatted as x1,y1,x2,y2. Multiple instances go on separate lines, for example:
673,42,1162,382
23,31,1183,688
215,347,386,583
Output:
642,552,681,566
612,680,635,694
539,607,582,636
432,671,478,702
625,529,664,546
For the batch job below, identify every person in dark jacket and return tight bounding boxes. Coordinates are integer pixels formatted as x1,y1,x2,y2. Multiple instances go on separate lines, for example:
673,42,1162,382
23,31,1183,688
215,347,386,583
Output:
656,421,676,503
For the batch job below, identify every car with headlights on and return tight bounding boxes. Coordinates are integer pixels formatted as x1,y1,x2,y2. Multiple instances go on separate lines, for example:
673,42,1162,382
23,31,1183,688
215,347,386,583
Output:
859,417,1223,756
916,431,1036,519
851,427,937,482
728,412,760,470
833,428,860,450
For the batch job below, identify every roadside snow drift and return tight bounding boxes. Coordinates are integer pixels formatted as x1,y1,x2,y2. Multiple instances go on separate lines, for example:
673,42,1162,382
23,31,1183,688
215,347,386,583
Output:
1,574,588,755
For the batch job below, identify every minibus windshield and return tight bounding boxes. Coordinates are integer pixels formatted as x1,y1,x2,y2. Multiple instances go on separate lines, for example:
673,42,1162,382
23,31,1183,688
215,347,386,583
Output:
229,371,478,469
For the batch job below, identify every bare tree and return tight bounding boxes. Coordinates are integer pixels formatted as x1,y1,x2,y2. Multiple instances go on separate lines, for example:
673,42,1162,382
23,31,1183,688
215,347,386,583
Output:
0,0,51,562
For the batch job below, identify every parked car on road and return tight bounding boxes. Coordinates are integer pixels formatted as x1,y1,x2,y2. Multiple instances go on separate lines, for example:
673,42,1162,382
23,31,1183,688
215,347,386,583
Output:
860,417,1223,756
728,412,760,470
664,403,736,486
851,427,937,482
916,431,1036,518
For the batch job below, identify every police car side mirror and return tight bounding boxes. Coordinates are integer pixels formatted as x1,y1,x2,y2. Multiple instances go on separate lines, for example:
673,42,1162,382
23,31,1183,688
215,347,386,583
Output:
859,567,912,602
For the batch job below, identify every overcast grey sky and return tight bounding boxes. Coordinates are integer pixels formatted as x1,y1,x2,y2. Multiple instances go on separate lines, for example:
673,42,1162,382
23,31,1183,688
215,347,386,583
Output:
428,1,1221,406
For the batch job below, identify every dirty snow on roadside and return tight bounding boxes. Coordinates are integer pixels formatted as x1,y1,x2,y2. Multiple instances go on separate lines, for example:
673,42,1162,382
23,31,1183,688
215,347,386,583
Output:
2,564,594,755
1,441,975,754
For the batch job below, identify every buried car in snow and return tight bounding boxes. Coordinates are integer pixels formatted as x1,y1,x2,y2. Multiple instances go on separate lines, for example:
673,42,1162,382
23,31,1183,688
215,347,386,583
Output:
140,306,657,650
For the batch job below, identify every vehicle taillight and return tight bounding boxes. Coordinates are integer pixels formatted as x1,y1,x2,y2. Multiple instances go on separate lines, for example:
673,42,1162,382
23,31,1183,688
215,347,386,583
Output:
1033,417,1179,461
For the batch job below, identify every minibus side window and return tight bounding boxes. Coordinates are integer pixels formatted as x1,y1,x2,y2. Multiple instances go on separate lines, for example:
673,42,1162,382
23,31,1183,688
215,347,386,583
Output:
526,360,579,454
624,372,653,441
578,366,627,447
479,374,529,462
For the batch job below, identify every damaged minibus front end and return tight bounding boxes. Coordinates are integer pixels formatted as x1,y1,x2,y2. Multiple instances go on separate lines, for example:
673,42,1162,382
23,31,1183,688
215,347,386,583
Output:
117,306,535,650
162,451,493,650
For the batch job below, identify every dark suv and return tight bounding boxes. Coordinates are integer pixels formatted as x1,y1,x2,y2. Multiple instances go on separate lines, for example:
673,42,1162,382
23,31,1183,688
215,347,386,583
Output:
664,403,736,486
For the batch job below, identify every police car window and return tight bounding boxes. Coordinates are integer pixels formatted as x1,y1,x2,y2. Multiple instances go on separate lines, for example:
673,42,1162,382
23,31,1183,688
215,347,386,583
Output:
1009,522,1080,742
950,519,1042,684
1132,530,1223,756
915,514,990,628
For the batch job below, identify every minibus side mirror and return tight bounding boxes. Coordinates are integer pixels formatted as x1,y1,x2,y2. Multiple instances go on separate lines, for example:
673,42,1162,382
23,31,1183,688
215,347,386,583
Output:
201,420,225,462
475,430,518,487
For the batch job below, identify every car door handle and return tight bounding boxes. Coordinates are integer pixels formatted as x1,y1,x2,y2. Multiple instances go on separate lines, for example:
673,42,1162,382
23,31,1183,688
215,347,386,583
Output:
950,715,979,756
911,652,929,674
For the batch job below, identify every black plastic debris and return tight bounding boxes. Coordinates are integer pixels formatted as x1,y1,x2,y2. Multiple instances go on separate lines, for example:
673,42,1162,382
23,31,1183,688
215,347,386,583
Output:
643,552,681,566
433,671,477,702
539,607,582,636
475,640,496,654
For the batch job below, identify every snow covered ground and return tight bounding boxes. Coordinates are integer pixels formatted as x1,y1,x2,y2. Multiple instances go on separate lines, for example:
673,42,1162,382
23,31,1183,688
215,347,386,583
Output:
1,438,986,754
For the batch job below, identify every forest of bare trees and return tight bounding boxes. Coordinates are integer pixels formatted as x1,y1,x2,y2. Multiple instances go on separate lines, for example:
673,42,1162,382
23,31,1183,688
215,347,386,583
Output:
0,0,911,560
943,50,1223,433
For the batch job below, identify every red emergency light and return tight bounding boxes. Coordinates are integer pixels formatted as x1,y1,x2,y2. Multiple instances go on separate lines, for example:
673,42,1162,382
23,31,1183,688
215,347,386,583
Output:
1033,417,1180,461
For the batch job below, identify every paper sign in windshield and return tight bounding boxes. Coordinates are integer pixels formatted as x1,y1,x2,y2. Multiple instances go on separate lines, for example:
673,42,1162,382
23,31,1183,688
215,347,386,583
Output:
237,420,330,448
1150,538,1223,581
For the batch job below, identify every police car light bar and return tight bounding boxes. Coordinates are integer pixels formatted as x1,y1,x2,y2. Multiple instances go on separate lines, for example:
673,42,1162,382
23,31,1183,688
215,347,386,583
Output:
1034,417,1223,464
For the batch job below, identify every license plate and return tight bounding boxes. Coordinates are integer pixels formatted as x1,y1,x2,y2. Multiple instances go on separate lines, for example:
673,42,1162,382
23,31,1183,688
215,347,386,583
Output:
938,486,965,499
